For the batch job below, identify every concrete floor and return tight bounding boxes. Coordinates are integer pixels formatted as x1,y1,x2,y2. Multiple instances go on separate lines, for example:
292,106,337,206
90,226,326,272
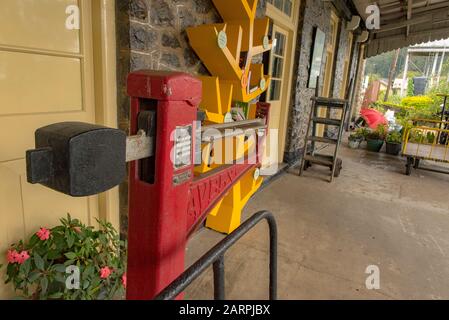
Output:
184,142,449,300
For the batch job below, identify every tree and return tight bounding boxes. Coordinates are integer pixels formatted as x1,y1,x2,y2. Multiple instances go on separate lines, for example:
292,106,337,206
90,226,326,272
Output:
384,49,401,102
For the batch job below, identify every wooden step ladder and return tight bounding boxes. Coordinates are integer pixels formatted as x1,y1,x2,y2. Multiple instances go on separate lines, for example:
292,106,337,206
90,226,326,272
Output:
299,96,349,183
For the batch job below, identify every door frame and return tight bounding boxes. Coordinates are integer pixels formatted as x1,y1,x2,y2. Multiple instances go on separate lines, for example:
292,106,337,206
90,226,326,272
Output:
317,9,339,137
91,0,119,230
265,0,301,162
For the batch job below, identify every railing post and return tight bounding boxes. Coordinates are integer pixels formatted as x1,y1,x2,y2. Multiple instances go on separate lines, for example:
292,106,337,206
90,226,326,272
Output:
213,254,225,300
268,214,278,300
155,211,278,300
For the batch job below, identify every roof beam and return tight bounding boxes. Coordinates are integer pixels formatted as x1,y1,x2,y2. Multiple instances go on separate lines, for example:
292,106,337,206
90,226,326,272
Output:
381,0,449,21
374,9,449,34
374,12,434,33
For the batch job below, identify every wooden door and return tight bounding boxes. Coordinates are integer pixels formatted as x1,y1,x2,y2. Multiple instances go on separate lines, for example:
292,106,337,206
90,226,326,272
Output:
0,0,99,298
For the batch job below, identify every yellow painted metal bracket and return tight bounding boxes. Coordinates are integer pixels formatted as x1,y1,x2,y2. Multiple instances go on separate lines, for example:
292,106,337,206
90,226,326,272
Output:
188,0,272,234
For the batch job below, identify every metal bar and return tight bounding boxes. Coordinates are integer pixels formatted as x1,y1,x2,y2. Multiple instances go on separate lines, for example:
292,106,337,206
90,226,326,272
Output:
202,119,266,132
213,255,225,300
202,125,266,143
155,211,278,300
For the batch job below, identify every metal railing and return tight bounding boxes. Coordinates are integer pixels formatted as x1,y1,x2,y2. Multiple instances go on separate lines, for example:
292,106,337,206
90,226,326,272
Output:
155,210,278,300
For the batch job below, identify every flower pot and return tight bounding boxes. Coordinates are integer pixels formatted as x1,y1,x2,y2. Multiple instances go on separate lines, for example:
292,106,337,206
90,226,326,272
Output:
366,139,384,152
348,139,361,149
386,142,402,156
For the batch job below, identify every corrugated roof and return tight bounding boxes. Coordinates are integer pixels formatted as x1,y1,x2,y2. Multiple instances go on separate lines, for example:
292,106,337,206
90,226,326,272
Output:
352,0,449,57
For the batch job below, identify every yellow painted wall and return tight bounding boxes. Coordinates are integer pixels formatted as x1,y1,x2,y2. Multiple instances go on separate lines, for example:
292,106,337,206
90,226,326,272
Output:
0,0,118,298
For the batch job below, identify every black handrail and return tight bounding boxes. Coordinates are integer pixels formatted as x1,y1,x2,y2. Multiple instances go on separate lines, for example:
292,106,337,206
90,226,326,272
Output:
155,210,278,300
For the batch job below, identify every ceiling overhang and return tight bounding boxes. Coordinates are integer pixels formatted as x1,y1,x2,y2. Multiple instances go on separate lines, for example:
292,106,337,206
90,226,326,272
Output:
352,0,449,57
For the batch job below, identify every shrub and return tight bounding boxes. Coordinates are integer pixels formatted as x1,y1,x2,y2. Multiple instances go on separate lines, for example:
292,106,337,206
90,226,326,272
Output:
401,95,439,120
355,127,370,140
367,125,387,140
401,96,433,109
2,214,126,300
386,131,402,144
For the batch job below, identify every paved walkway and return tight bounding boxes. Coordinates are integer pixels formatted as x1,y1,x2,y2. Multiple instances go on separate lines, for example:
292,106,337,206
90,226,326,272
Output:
185,142,449,300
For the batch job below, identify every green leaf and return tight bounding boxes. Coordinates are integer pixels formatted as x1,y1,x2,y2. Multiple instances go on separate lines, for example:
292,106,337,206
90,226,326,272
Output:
64,259,75,267
67,234,75,248
19,259,31,275
34,252,45,270
48,292,63,299
28,271,41,282
47,250,61,260
64,252,77,260
52,226,65,232
54,273,66,284
28,234,39,248
40,277,48,295
83,265,94,278
53,264,66,273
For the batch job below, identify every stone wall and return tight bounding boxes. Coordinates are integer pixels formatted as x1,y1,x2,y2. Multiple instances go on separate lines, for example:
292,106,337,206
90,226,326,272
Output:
115,0,360,236
116,0,266,237
283,0,360,164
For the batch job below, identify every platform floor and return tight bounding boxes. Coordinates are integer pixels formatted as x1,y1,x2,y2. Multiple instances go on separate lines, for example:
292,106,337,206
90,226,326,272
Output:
185,141,449,300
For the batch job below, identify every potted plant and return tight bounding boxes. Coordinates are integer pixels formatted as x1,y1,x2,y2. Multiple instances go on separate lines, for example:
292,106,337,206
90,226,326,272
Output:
348,132,363,149
385,130,403,156
2,214,126,300
366,125,387,152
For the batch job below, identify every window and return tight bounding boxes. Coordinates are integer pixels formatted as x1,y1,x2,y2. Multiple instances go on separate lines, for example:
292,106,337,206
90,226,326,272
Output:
267,0,293,17
269,31,287,101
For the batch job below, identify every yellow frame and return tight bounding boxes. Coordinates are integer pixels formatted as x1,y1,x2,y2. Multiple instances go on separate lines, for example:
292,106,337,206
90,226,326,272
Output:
265,0,301,159
403,122,449,162
91,0,119,230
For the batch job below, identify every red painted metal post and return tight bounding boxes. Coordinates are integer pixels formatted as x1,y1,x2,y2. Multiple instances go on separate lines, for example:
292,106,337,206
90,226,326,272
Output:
126,71,202,300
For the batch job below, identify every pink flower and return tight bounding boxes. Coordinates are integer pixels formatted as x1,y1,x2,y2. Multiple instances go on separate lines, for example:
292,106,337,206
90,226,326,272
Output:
36,227,50,241
121,273,127,288
100,266,112,279
16,251,30,265
6,249,19,263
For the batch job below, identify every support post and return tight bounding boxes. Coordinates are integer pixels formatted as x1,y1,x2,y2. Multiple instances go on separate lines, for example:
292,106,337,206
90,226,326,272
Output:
384,49,400,102
401,51,410,97
437,48,446,86
431,52,439,87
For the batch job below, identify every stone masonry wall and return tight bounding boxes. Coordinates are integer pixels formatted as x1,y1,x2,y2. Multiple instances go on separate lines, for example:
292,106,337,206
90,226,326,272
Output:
115,0,358,236
283,0,359,164
116,0,266,237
